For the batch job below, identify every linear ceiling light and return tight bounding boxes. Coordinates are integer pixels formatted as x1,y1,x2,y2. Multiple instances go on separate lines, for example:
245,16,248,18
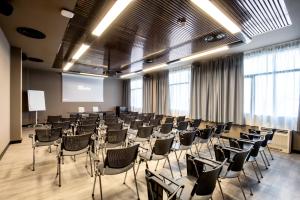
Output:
180,46,229,62
191,0,241,34
63,62,74,71
72,44,90,60
120,72,136,79
79,72,108,78
143,63,168,73
92,0,134,37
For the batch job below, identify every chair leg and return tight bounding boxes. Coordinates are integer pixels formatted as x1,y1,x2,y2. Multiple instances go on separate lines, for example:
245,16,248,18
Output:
174,151,182,177
136,160,142,175
217,179,225,200
178,150,183,159
251,162,260,183
99,175,103,200
267,145,274,160
242,169,253,196
92,172,97,196
194,143,201,157
262,150,270,166
58,156,62,187
49,145,52,153
89,152,93,177
259,151,268,169
155,160,159,171
237,177,247,200
133,165,140,200
123,171,128,184
166,156,174,178
255,159,263,178
207,143,213,159
32,147,35,171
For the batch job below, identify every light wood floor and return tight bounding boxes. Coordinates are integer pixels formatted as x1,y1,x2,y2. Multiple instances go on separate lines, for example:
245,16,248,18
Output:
1,128,300,200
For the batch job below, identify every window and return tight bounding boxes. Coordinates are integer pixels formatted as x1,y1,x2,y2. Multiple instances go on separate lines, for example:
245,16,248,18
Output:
244,40,300,130
130,77,143,112
169,67,191,116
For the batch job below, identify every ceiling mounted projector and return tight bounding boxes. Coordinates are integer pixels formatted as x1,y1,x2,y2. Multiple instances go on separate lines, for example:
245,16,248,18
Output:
61,9,74,19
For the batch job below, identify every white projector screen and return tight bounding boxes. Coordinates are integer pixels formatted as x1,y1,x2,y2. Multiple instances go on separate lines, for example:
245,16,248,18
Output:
62,73,104,102
28,90,46,111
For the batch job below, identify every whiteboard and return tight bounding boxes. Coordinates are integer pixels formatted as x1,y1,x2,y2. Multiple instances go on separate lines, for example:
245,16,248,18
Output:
28,90,46,111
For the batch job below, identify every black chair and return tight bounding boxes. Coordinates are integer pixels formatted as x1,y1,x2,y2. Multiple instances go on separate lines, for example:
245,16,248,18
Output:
130,126,154,147
105,117,118,124
137,136,175,178
57,133,93,186
52,121,71,134
47,115,61,124
213,124,225,144
165,117,174,124
106,122,123,131
215,145,253,200
145,169,184,200
259,133,273,169
130,120,143,130
92,144,140,199
149,118,160,127
267,129,276,160
224,122,233,133
154,123,173,138
176,121,188,132
194,128,214,158
154,114,164,122
30,128,62,171
102,129,127,151
189,119,202,130
172,131,196,176
76,124,96,135
176,116,185,124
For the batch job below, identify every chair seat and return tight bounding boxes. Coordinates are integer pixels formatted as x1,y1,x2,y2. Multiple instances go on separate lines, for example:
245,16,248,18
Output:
247,156,256,162
62,147,89,156
194,137,209,144
34,140,57,147
97,163,134,175
128,129,138,135
154,132,172,138
100,143,124,149
219,167,241,179
139,152,166,161
172,143,192,151
131,137,150,143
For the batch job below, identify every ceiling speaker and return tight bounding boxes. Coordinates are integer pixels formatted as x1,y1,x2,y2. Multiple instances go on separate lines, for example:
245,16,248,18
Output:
0,1,13,16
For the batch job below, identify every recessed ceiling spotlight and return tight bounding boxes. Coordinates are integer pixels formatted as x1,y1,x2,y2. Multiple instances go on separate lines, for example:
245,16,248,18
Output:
204,32,226,42
177,17,187,26
145,59,153,63
61,9,74,18
16,27,46,39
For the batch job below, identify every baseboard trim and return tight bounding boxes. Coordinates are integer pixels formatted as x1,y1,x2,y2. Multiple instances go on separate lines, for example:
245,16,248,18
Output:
0,143,10,160
10,140,22,144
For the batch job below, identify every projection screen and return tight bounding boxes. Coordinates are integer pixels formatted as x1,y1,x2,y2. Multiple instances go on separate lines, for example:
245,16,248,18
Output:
62,73,104,102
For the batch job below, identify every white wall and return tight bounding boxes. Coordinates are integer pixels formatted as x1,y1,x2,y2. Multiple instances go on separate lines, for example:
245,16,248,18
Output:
0,27,10,155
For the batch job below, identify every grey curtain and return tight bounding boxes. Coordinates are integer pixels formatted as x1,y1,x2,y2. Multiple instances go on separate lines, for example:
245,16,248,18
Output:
122,80,130,109
143,77,153,113
152,71,170,115
190,53,244,124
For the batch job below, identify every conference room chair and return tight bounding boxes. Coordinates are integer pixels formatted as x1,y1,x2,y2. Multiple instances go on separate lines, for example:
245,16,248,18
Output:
142,115,152,125
176,121,189,133
92,144,140,199
105,122,123,131
214,145,253,200
137,136,175,178
56,133,93,187
165,117,174,124
104,117,118,124
30,127,62,171
129,120,143,130
80,118,97,126
212,124,225,144
172,131,196,176
193,128,214,158
266,129,276,160
154,114,164,123
189,118,202,130
47,115,62,124
76,124,97,135
149,118,160,128
224,122,233,133
176,116,185,124
145,169,184,200
129,126,154,148
154,123,173,138
52,121,71,134
259,133,273,169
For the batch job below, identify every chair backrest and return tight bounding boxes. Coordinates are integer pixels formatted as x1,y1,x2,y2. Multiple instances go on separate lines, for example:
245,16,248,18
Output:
52,121,70,130
191,119,202,129
145,169,178,200
62,133,91,151
179,131,196,146
137,126,153,138
154,114,164,121
124,115,136,124
105,129,127,144
47,115,61,123
105,117,118,124
106,122,123,131
160,123,173,134
81,119,97,126
248,129,261,134
249,139,263,158
165,117,174,124
104,144,139,168
149,119,160,127
153,136,174,155
228,148,252,172
224,122,233,131
177,121,188,131
130,120,143,130
35,128,62,142
198,128,213,140
215,124,225,135
176,116,185,123
261,133,272,147
77,124,96,135
143,115,152,123
269,129,276,140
